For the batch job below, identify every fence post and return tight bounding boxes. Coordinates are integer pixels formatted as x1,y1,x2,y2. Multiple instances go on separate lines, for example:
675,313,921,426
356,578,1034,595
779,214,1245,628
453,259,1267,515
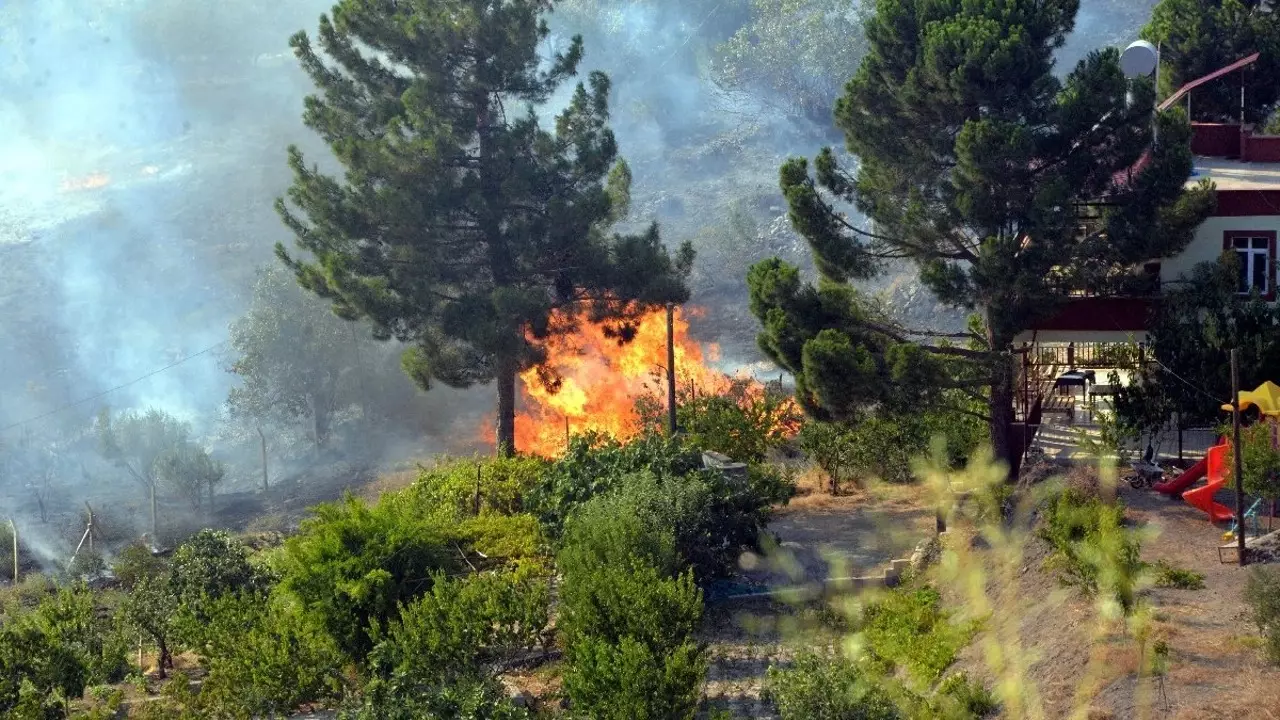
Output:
1066,342,1075,367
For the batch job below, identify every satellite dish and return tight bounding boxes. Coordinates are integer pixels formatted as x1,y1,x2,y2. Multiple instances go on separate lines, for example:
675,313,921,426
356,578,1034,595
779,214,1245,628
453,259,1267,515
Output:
1120,40,1159,78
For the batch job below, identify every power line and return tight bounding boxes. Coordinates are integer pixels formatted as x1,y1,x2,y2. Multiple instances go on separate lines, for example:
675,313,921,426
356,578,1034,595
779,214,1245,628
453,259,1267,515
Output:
0,341,227,435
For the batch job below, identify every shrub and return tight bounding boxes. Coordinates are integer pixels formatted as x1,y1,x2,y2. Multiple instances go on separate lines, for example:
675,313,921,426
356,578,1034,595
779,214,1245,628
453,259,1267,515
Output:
119,573,180,679
933,671,997,717
1150,560,1205,590
168,529,275,648
640,376,802,463
277,494,463,659
557,497,706,720
195,592,346,717
1039,489,1142,609
369,569,551,686
530,432,704,536
763,653,900,720
454,513,545,564
0,586,129,715
408,456,547,517
1243,565,1280,664
860,587,977,685
110,542,167,590
340,676,530,720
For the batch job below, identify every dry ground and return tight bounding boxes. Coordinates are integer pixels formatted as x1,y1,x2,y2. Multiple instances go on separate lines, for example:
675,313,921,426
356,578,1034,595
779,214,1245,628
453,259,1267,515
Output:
949,478,1280,720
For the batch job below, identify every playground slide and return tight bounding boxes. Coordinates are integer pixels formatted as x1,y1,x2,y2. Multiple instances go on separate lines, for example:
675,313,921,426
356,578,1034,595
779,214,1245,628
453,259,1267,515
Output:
1182,444,1236,522
1154,455,1208,494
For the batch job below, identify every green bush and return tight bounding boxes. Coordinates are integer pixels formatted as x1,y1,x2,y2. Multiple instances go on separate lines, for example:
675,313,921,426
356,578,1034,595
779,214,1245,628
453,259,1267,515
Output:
763,653,901,720
536,433,792,578
277,494,463,659
1243,565,1280,664
860,587,977,685
0,586,129,715
110,542,167,591
557,497,706,720
454,513,545,565
530,432,704,536
639,376,802,463
1150,560,1206,590
339,676,530,720
194,592,346,717
369,569,551,686
799,406,985,489
408,456,547,517
168,529,275,649
932,671,997,717
1039,489,1144,611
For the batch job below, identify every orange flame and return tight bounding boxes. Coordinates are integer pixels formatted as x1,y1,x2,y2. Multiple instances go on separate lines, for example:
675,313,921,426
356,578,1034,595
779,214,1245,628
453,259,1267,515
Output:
59,173,110,193
480,304,800,458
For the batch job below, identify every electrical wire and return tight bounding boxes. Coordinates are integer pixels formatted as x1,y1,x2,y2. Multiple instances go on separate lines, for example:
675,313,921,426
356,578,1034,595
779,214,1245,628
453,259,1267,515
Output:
0,341,227,435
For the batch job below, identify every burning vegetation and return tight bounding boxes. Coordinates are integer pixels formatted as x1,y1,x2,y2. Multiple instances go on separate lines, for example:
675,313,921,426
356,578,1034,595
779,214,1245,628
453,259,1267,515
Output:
490,304,801,458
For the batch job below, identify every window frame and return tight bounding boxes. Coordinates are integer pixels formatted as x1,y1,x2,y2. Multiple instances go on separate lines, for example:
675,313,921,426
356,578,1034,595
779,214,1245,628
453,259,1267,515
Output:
1223,230,1277,301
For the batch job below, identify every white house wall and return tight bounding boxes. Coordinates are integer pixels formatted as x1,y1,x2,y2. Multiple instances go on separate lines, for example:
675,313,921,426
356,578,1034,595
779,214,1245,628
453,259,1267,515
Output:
1160,214,1280,286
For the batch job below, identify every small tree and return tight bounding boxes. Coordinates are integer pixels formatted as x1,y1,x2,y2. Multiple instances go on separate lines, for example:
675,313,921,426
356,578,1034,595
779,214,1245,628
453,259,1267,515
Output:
96,408,191,536
121,574,179,679
228,266,358,451
154,444,226,513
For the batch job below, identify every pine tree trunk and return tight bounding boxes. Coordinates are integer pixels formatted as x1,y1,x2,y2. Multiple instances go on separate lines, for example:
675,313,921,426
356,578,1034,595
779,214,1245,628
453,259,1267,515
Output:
157,639,171,680
496,354,517,458
988,345,1019,483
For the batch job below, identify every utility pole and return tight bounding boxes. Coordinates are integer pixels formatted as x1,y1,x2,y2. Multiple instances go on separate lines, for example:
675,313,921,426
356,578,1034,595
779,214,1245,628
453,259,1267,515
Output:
9,519,17,583
666,303,677,437
1231,349,1247,566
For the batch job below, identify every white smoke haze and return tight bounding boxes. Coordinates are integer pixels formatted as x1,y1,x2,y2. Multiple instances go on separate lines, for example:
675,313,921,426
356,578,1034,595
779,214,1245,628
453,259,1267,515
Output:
0,0,1158,571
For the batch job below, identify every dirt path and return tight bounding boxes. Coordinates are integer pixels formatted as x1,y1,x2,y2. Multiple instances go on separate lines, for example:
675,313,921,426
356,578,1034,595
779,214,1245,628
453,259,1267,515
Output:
700,483,936,716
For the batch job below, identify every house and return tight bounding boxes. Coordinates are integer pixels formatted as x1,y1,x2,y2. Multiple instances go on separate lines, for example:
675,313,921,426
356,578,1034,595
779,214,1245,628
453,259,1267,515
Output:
1013,54,1280,451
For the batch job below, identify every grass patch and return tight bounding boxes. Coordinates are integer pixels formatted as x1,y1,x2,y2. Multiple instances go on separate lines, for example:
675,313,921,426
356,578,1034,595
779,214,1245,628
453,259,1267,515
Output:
1150,560,1205,590
861,586,980,685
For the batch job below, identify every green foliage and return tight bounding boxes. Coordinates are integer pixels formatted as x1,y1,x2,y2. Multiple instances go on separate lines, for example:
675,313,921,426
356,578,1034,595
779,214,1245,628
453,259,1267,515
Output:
339,676,530,720
1144,0,1280,123
110,542,166,591
799,403,986,489
764,653,900,720
95,406,191,498
455,513,546,565
1243,565,1280,664
228,265,360,447
369,570,550,687
933,671,997,718
0,586,128,715
763,0,1214,470
277,494,462,660
557,496,706,719
530,431,704,535
276,0,693,455
1118,260,1280,431
119,573,179,679
1226,421,1280,501
642,375,802,464
1150,559,1206,590
169,529,271,612
194,592,347,717
860,587,978,686
409,456,547,517
1040,489,1145,612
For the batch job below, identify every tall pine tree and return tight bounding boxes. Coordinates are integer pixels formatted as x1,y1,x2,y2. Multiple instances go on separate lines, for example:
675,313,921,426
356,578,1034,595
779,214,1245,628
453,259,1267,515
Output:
751,0,1215,478
276,0,693,455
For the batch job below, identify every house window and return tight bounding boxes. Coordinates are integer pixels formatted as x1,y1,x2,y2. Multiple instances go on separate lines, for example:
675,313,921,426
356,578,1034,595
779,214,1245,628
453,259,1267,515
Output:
1224,231,1277,298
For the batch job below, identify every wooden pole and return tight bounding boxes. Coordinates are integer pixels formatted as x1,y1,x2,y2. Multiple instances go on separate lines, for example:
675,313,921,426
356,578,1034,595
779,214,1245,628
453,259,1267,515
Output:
150,483,158,541
9,519,17,583
85,503,94,553
1231,348,1247,566
257,425,269,491
666,303,677,437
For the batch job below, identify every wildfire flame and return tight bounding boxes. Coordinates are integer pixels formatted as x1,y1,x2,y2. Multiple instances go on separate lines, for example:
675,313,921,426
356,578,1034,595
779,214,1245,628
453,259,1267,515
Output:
59,172,111,193
485,304,800,458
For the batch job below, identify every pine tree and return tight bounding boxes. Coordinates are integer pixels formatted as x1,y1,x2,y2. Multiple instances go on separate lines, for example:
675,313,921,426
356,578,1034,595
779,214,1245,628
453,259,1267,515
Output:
1144,0,1280,123
276,0,693,455
753,0,1215,478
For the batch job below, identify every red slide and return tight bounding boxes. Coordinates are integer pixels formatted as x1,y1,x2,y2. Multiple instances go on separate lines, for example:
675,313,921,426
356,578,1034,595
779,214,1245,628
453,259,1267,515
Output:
1154,455,1208,494
1182,444,1236,522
